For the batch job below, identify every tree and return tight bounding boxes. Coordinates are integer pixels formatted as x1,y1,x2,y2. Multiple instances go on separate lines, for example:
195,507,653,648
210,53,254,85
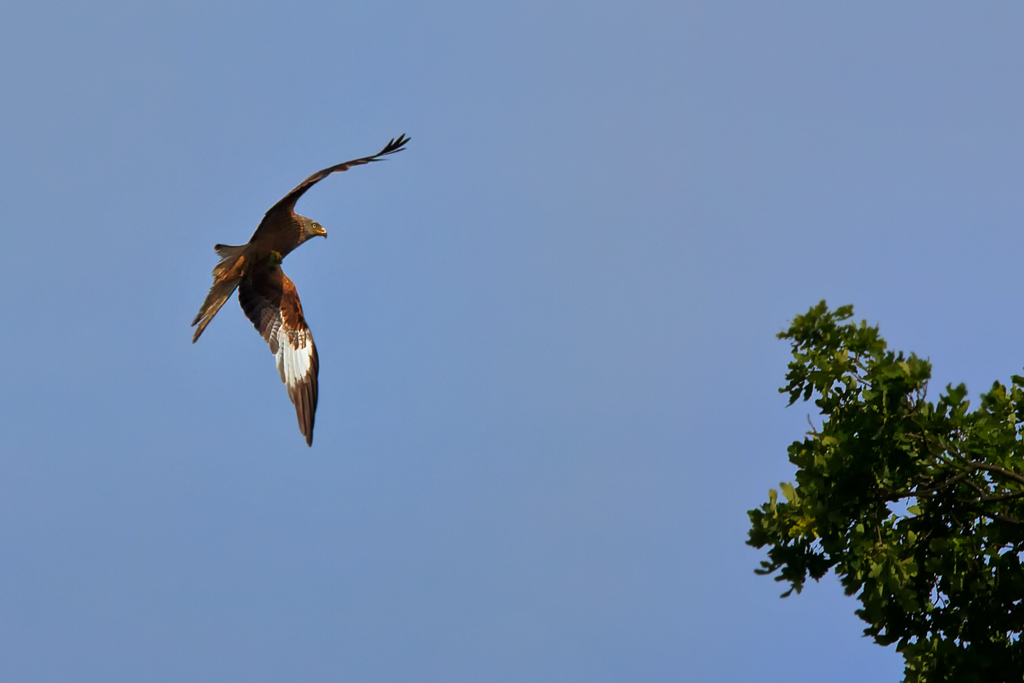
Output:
748,302,1024,682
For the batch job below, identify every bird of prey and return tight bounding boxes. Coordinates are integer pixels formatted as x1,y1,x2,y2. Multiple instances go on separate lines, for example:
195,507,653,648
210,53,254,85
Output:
191,134,410,446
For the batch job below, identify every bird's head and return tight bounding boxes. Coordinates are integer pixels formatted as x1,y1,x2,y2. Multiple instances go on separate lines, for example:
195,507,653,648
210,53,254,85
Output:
299,215,328,242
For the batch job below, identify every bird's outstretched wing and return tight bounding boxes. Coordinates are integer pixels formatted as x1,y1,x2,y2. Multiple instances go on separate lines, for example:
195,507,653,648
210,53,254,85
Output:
259,134,410,223
238,265,320,446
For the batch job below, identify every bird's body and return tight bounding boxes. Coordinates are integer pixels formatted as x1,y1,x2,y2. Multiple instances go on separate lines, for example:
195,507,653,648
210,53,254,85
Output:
192,135,409,446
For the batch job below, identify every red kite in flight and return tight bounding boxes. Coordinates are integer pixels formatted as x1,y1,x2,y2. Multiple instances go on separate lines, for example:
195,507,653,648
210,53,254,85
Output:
192,135,410,446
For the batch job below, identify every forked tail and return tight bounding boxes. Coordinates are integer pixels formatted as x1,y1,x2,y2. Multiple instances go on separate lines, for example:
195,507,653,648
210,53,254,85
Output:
191,244,250,343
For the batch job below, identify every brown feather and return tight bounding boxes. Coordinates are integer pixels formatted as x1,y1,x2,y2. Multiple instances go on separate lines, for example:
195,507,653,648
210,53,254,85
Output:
254,134,410,238
238,262,319,446
192,134,408,445
191,247,250,343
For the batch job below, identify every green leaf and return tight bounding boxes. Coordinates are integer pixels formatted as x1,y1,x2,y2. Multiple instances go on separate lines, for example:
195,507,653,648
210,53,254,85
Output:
779,481,798,503
749,301,1024,680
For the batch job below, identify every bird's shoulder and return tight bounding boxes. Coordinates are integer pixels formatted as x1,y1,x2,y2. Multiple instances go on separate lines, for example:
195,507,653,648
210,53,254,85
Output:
249,206,302,251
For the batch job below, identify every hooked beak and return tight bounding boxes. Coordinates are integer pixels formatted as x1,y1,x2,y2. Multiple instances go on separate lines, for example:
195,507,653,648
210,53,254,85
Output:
315,225,328,238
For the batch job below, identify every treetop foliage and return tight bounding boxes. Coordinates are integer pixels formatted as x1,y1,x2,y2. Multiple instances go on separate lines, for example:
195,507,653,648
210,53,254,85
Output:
749,301,1024,682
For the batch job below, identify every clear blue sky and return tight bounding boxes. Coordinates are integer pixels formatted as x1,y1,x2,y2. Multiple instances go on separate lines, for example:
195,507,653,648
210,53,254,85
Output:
3,2,1023,681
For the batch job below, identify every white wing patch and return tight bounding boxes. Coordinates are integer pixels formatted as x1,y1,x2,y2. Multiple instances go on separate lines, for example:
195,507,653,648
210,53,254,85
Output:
275,328,315,391
237,271,319,446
